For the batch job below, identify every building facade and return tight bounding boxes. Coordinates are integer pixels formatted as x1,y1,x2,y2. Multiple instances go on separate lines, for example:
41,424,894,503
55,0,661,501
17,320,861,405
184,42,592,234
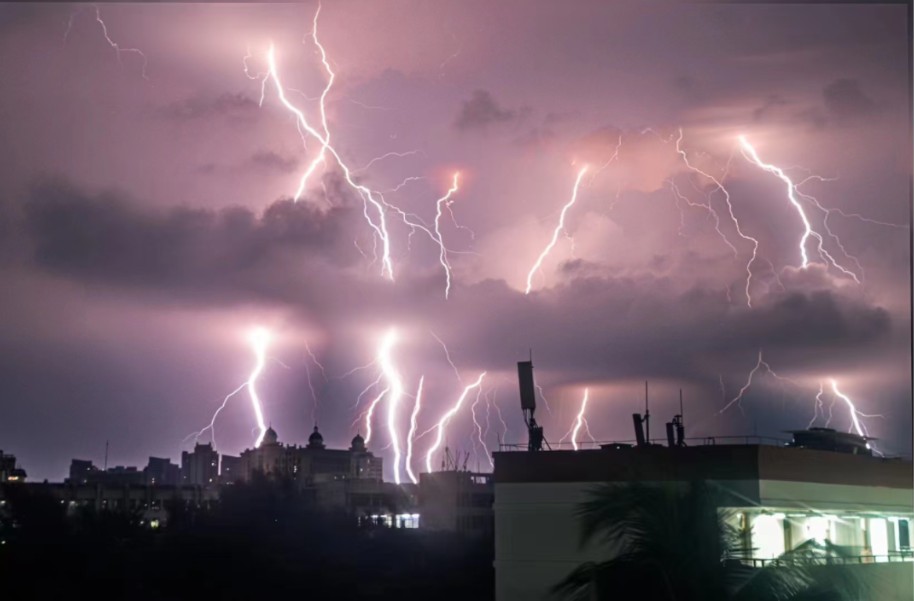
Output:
144,456,181,486
181,442,219,487
419,470,494,537
493,443,913,601
237,427,383,485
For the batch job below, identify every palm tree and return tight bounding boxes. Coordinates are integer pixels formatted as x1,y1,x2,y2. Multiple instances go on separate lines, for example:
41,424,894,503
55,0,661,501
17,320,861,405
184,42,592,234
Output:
552,481,864,601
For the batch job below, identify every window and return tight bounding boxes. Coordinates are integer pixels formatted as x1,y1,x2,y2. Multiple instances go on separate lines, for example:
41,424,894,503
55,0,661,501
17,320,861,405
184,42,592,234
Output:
752,514,785,559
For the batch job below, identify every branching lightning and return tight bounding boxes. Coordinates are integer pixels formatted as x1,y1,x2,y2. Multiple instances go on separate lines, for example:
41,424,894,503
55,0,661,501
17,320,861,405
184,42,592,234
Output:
808,382,826,429
404,376,425,484
525,165,590,294
675,129,763,305
720,349,799,415
738,136,861,283
829,379,883,439
248,328,271,447
378,328,405,484
424,372,487,473
184,382,248,448
434,172,461,299
570,388,591,450
92,5,149,80
470,385,493,470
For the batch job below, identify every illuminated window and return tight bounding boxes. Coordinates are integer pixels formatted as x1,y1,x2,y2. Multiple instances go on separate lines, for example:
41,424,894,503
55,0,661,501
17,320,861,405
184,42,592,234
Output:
805,516,831,544
752,513,785,559
869,518,888,562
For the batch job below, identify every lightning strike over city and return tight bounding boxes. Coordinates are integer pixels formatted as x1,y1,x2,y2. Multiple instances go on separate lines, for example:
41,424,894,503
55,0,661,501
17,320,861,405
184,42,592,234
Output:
425,373,487,473
525,165,590,294
738,136,862,283
1,5,910,594
247,327,272,448
404,376,424,484
569,389,591,451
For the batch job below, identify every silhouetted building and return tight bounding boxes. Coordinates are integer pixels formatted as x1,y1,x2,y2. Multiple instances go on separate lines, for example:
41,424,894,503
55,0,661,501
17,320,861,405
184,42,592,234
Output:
237,427,383,485
419,470,493,537
220,454,242,483
181,442,219,487
68,459,98,484
0,481,219,528
144,456,180,486
95,465,146,486
492,442,914,601
0,450,26,483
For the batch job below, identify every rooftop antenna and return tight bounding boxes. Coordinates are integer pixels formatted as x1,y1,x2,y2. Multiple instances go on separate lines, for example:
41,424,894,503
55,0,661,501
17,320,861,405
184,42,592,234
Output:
666,389,686,448
518,357,546,451
632,382,651,446
644,381,650,444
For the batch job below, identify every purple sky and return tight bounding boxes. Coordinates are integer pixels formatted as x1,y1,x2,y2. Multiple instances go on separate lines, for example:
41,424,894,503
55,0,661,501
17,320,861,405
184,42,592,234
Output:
0,1,910,481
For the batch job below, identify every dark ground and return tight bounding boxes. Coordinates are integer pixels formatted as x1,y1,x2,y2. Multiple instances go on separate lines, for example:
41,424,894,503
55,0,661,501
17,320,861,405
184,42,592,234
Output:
0,481,493,600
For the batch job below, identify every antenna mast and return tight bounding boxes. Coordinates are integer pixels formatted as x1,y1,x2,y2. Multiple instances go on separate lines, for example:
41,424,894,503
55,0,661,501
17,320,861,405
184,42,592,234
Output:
517,358,545,451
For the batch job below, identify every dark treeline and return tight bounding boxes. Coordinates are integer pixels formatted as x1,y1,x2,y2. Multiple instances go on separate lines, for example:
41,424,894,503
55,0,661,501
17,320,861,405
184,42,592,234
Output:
0,478,493,601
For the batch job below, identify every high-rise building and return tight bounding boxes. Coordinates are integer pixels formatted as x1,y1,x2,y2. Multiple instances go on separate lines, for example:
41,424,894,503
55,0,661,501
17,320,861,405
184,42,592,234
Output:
181,443,219,487
68,459,98,484
0,450,26,483
237,426,383,484
144,456,181,486
220,455,242,483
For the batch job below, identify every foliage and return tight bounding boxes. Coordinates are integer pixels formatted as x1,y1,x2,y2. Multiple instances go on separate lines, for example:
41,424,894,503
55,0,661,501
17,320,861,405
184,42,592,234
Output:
552,482,865,601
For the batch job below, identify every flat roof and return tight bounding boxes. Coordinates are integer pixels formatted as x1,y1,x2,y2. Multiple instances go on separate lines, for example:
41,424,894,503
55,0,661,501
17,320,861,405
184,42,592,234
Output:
493,445,913,490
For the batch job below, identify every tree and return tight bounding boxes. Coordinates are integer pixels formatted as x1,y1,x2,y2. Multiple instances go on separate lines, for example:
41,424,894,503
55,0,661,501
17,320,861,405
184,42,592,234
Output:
552,482,864,601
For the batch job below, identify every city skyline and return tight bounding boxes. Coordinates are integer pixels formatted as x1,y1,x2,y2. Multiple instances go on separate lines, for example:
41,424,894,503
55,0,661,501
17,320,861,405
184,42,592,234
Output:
0,1,910,481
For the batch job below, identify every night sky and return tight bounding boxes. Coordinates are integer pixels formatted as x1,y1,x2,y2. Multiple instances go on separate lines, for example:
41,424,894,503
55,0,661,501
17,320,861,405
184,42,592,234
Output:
0,1,910,482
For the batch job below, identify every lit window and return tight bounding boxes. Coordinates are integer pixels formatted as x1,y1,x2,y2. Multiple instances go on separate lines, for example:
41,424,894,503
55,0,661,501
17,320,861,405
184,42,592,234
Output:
869,518,888,562
752,514,785,559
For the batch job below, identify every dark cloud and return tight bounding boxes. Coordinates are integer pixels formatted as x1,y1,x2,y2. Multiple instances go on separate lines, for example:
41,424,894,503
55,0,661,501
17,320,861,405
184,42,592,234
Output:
156,93,259,121
249,151,299,173
23,180,359,295
454,90,523,132
822,78,876,121
752,94,790,122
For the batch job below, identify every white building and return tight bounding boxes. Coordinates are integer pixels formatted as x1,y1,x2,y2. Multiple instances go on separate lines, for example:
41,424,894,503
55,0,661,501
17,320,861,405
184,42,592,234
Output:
493,442,913,601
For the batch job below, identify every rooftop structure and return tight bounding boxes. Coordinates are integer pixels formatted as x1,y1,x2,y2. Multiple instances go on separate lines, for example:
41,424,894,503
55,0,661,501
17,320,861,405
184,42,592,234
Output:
493,442,913,601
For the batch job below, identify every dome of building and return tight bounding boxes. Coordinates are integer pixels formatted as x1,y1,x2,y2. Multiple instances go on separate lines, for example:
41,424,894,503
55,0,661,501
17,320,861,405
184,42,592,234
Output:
262,426,279,445
350,432,366,452
307,425,325,449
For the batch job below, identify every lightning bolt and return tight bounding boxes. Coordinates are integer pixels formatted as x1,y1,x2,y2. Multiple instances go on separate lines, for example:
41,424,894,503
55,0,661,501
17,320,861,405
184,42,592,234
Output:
377,328,405,484
92,5,149,80
362,386,389,445
720,349,799,414
430,331,462,384
675,130,763,305
293,3,335,199
184,381,247,449
261,42,396,279
829,379,883,439
424,372,487,473
257,24,467,294
470,385,493,470
535,383,554,415
808,382,826,428
404,376,425,484
738,136,861,283
491,387,509,444
525,165,590,294
247,327,271,447
434,172,461,299
353,150,425,174
570,388,591,451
